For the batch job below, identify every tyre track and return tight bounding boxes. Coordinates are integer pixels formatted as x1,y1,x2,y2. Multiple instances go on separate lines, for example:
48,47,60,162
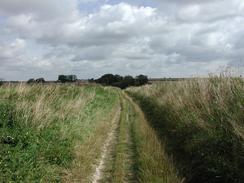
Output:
91,105,121,183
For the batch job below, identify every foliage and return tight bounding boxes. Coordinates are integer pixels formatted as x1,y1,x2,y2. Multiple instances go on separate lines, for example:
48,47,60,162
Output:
36,78,45,83
27,78,35,84
58,75,77,83
94,74,148,89
135,75,149,86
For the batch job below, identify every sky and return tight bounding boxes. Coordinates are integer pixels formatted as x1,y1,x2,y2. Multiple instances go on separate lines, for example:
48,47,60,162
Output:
0,0,244,80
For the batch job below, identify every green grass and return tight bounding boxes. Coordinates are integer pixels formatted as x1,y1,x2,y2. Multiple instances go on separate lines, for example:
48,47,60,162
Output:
102,92,181,183
127,76,244,183
2,77,242,183
0,84,119,182
110,96,137,183
124,93,181,183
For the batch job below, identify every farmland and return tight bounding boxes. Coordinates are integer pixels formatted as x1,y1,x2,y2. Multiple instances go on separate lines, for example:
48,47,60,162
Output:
0,76,243,183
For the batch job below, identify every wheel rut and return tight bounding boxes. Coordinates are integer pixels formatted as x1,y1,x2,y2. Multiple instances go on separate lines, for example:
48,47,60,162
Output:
91,93,138,183
91,105,121,183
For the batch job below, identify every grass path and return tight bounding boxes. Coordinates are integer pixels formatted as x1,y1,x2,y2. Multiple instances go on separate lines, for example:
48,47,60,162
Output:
93,91,181,183
92,106,121,183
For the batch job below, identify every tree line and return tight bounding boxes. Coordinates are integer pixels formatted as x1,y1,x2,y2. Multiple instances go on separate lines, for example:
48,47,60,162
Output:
24,74,149,89
90,74,148,89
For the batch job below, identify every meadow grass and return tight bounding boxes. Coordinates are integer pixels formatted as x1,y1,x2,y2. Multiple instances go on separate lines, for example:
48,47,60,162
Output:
0,84,119,182
127,76,244,183
105,92,181,183
124,93,181,183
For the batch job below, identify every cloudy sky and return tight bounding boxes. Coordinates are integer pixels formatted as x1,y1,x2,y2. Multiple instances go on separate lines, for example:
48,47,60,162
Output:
0,0,243,80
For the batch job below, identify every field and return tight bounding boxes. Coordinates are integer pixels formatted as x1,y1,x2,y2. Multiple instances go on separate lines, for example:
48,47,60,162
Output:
0,84,180,182
0,77,243,183
127,76,244,183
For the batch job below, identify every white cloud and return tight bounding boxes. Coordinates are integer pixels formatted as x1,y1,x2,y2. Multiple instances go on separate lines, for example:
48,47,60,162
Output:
0,1,243,80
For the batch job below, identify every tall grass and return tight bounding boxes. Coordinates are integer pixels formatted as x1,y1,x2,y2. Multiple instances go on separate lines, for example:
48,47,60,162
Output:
0,84,119,182
127,76,244,183
124,93,181,183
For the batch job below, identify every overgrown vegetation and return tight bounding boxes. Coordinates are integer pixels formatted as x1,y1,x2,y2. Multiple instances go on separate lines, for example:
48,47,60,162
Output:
0,84,119,182
1,76,243,182
127,76,244,183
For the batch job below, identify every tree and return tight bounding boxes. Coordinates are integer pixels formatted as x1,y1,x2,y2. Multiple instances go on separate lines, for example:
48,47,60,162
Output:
136,75,148,85
123,75,135,87
95,74,148,89
58,75,77,83
88,78,95,83
96,74,118,85
27,78,35,84
36,78,45,83
58,75,66,83
114,75,123,82
0,79,4,86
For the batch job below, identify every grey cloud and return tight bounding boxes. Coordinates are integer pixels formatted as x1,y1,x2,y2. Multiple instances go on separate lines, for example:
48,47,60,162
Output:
0,1,243,80
0,0,78,21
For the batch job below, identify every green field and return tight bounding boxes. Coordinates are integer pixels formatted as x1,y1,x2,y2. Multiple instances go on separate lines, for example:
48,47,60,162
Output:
0,77,243,183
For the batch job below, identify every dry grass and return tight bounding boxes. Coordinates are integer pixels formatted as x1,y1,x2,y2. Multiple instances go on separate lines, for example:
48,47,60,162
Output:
0,84,120,182
126,76,244,183
124,93,181,183
128,76,244,138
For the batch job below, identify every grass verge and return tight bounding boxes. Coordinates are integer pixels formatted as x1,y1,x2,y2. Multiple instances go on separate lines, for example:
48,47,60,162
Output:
126,76,244,183
0,84,119,182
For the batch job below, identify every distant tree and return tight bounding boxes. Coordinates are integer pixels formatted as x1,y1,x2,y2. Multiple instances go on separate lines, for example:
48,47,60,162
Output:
88,78,95,83
58,75,77,83
136,75,148,85
0,79,4,86
27,78,35,84
58,75,66,83
114,75,123,82
123,75,135,87
96,74,118,85
36,78,45,83
95,74,148,89
68,75,77,82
